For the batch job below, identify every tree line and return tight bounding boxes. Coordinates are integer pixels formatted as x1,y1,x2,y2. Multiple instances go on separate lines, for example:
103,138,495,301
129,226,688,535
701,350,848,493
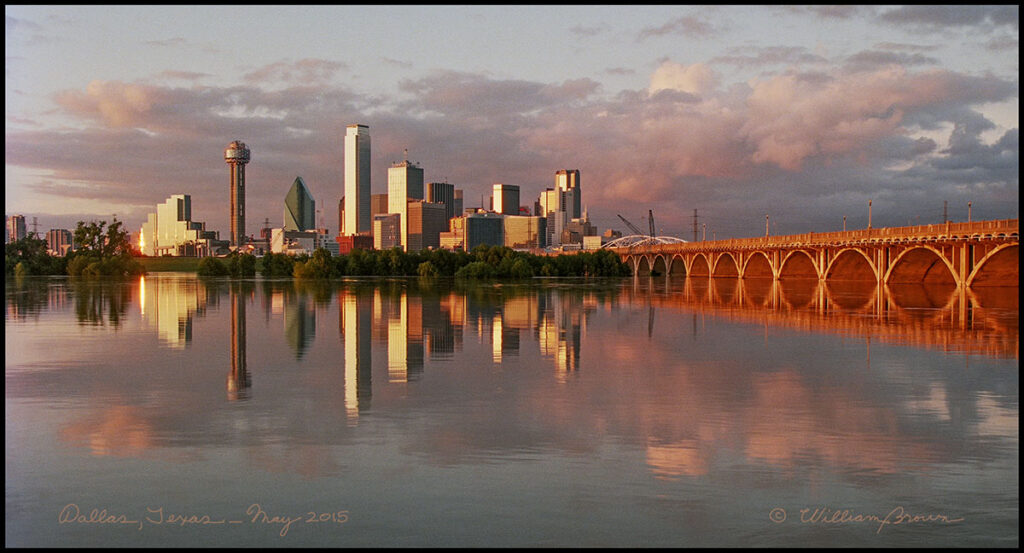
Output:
197,245,631,279
5,218,144,277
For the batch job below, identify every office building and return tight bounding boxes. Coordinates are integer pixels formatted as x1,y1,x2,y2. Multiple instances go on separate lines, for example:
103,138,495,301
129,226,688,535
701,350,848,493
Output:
465,212,504,251
492,184,520,215
371,193,390,217
453,189,464,219
224,140,250,247
387,158,424,251
284,176,316,231
503,215,546,250
374,213,401,250
426,182,456,222
7,214,27,243
555,169,582,219
344,124,371,235
407,200,447,252
46,228,74,256
139,194,222,256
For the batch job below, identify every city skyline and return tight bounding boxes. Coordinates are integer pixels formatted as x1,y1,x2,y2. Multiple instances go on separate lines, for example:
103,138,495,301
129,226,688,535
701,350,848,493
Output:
5,5,1019,240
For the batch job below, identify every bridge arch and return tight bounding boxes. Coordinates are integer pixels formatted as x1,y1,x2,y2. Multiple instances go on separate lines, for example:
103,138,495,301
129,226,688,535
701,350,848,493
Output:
652,254,668,276
967,244,1018,288
712,252,739,277
885,246,958,286
825,248,877,282
689,253,711,277
669,254,686,275
635,255,652,276
742,251,774,279
779,250,819,280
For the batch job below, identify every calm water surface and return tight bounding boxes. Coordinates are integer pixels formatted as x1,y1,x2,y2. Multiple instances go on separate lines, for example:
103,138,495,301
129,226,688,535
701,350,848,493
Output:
5,274,1018,547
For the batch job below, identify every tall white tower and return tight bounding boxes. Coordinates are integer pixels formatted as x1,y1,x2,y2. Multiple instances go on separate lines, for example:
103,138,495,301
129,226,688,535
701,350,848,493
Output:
344,124,371,235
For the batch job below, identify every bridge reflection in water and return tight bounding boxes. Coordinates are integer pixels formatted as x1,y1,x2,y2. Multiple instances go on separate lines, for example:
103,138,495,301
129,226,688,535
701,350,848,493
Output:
629,275,1018,360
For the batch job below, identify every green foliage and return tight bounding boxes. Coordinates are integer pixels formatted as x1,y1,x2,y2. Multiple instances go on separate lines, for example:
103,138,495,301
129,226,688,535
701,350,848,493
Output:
260,252,296,277
197,256,230,277
5,235,68,276
73,217,135,258
226,252,257,278
293,248,337,279
417,261,440,277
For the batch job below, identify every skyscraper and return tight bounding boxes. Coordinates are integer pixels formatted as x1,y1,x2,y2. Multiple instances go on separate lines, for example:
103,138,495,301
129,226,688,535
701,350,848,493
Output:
555,169,581,219
284,176,316,231
492,184,520,215
388,159,425,251
7,214,26,243
344,124,371,235
426,182,456,221
225,141,250,247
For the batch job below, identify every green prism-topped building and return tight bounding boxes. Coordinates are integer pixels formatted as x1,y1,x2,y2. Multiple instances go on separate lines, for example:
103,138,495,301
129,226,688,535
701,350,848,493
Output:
284,176,316,231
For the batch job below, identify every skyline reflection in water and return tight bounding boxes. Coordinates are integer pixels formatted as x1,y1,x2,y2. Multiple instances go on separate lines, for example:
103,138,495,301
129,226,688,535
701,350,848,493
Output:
4,274,1018,547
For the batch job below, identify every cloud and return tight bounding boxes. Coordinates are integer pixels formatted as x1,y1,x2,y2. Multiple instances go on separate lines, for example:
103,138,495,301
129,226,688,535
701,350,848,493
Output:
878,5,1019,31
711,46,827,69
6,15,43,33
380,57,412,69
152,70,211,81
243,58,348,86
5,57,1018,240
843,49,940,72
144,37,187,47
570,23,608,37
649,61,717,97
638,15,714,40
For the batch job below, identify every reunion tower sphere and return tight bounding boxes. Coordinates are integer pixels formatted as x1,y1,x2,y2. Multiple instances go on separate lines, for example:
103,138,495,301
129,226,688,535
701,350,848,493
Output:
225,140,251,247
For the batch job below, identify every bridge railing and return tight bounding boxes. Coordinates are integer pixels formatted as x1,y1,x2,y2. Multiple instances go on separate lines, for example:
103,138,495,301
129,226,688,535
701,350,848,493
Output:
611,219,1019,253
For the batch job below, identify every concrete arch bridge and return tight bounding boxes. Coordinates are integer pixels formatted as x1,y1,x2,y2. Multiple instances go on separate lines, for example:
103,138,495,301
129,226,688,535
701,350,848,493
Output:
610,219,1019,289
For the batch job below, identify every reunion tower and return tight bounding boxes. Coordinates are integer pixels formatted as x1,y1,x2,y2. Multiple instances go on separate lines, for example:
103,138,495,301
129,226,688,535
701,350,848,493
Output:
224,140,251,247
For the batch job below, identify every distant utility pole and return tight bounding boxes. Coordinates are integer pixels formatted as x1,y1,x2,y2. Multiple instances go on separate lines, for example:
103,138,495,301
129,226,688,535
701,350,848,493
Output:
968,201,972,222
765,214,770,237
868,200,873,229
843,215,847,232
702,223,706,242
31,217,39,237
692,209,699,242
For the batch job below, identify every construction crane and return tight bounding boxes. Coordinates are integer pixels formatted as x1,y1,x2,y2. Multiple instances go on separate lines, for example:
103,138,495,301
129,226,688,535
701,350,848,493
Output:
617,214,645,236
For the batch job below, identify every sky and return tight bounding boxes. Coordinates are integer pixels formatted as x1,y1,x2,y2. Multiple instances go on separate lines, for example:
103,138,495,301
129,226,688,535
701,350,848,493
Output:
5,5,1019,240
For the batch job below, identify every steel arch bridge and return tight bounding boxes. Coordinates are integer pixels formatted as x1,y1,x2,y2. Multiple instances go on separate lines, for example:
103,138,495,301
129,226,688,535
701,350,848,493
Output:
602,235,688,248
608,219,1019,289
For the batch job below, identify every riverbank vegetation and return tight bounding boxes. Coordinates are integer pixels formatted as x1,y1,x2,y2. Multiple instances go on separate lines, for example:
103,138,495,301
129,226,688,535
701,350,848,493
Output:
5,218,144,278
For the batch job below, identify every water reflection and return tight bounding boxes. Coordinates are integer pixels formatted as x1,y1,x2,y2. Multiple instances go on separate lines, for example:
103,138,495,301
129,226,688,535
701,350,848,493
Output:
139,275,211,347
4,274,1018,547
341,286,372,423
632,276,1018,359
227,281,252,401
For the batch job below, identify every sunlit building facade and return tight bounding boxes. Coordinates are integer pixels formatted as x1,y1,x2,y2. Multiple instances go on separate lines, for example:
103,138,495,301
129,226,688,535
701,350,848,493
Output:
344,124,372,235
492,184,520,215
45,228,74,256
387,159,425,251
503,215,546,250
139,194,220,257
406,200,447,252
7,214,26,243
